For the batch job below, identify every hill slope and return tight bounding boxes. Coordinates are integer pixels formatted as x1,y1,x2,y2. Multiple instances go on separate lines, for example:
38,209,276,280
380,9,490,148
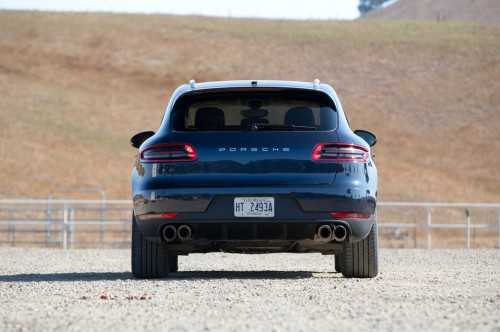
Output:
363,0,500,24
0,11,499,202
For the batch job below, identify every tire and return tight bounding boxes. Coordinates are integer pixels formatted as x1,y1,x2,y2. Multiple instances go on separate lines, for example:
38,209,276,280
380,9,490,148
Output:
131,214,170,279
169,254,179,273
341,220,378,278
334,255,342,273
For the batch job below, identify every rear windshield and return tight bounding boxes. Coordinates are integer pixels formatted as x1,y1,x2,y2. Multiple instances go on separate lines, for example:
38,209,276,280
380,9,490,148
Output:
171,90,337,132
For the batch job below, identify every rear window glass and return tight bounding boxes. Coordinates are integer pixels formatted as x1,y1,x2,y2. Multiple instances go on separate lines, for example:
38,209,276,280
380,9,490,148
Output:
171,90,337,132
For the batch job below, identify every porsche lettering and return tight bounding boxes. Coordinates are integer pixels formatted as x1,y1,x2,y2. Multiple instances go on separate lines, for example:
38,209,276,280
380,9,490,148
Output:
218,147,290,152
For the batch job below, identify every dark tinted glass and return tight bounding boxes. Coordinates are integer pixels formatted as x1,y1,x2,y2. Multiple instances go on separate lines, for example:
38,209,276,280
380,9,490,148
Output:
171,91,337,132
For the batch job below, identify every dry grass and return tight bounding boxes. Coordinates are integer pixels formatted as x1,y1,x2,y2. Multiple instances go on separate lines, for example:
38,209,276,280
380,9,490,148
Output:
363,0,500,24
0,11,499,202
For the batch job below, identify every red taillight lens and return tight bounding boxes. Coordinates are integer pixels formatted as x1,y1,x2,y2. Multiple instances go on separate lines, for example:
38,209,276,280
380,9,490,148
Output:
331,212,371,219
312,143,369,162
140,144,197,162
160,213,179,219
139,213,179,220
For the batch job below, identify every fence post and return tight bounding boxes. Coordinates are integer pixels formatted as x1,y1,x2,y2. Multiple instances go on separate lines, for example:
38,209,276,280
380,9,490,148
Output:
69,208,74,249
9,224,15,247
100,194,106,244
63,207,68,250
46,198,52,244
426,207,431,250
100,207,104,244
466,208,471,249
498,208,500,249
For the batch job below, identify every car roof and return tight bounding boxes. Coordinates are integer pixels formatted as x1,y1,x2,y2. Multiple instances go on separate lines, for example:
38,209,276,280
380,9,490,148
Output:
173,79,336,96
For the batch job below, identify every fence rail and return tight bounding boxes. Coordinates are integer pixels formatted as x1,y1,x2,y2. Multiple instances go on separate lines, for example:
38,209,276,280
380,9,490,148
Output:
0,200,499,249
0,200,132,249
377,202,500,249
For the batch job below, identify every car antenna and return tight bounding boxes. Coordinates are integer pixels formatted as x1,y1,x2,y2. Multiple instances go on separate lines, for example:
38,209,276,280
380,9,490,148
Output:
313,79,320,88
189,79,196,89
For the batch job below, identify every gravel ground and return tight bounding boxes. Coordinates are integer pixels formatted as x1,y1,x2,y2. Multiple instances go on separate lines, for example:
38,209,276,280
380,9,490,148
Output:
0,248,499,332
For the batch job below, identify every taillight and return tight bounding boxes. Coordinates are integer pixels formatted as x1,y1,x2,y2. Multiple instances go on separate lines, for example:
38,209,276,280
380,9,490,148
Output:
312,143,369,162
140,144,197,163
331,212,371,219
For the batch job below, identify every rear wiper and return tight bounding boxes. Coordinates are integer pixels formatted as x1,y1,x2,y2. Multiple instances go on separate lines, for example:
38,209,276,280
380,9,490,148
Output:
250,124,317,131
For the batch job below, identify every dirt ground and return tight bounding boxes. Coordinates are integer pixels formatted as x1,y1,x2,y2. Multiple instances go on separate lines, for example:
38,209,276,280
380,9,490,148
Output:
0,248,499,331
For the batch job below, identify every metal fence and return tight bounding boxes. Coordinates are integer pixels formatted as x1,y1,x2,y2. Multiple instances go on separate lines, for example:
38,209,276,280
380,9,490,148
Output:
0,200,132,249
378,202,500,249
0,200,499,249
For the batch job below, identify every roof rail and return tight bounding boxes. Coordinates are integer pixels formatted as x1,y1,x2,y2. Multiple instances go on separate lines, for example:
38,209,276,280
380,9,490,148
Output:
189,79,196,89
313,79,320,88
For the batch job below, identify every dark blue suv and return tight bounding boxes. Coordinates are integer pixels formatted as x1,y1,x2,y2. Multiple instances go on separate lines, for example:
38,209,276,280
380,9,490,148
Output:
130,80,378,278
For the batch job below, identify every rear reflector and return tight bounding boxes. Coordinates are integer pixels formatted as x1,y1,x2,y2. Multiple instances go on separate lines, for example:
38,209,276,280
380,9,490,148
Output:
312,143,369,162
140,144,197,163
331,212,371,219
139,213,179,220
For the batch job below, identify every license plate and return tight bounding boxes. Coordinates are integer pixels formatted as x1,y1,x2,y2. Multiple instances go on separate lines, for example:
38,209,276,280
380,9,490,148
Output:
234,197,275,217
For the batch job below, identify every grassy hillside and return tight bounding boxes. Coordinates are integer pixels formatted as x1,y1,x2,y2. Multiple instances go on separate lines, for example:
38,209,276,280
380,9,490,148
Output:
0,11,499,202
363,0,500,24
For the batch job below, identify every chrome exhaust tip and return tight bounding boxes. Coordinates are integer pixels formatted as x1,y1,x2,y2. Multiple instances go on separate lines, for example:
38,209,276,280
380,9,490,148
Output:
333,225,347,242
317,225,333,241
177,225,192,242
162,225,177,243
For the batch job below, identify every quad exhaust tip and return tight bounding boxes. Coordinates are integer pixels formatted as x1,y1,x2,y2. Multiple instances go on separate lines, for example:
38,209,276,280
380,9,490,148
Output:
318,225,333,241
177,225,192,242
317,224,347,242
162,225,177,243
162,225,193,243
162,225,193,242
333,225,347,242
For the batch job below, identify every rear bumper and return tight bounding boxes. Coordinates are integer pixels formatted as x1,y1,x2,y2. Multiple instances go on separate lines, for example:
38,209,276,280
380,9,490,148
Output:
133,186,376,214
132,189,376,252
136,217,374,242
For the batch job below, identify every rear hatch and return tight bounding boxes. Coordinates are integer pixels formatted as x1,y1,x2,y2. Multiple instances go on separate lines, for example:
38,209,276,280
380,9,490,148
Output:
169,132,339,186
168,89,339,186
